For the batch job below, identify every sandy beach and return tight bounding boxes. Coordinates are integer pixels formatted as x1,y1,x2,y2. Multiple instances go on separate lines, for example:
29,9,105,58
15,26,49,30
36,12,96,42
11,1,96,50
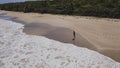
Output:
1,19,119,68
0,10,120,62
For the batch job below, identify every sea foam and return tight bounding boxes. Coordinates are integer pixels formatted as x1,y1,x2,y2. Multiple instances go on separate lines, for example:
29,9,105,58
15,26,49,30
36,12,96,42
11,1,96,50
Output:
0,19,120,68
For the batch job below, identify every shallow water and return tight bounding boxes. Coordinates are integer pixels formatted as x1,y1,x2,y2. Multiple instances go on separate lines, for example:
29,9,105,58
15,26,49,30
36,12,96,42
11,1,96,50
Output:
0,13,120,62
0,15,16,20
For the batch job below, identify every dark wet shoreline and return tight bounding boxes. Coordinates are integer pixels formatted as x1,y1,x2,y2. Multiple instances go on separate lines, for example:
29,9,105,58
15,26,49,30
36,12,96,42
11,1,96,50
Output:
23,23,97,50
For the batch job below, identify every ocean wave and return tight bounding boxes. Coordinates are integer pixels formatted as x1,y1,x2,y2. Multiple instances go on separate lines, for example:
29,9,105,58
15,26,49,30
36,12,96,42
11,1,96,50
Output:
0,19,119,68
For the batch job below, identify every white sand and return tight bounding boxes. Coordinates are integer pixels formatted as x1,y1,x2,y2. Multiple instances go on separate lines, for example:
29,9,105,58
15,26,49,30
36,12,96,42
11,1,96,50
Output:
0,19,120,68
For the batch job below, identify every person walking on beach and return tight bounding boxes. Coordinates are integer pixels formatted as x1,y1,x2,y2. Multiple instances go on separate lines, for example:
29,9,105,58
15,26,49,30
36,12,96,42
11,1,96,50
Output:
72,31,76,41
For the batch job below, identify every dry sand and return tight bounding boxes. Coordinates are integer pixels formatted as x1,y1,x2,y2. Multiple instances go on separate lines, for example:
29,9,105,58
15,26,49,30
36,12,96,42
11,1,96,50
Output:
0,10,120,62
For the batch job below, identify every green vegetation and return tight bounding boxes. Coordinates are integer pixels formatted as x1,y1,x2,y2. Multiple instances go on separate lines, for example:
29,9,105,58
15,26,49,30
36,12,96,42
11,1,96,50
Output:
0,0,120,18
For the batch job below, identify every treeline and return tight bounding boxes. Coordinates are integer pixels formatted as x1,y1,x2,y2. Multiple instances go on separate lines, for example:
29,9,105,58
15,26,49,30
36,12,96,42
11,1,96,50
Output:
0,0,120,18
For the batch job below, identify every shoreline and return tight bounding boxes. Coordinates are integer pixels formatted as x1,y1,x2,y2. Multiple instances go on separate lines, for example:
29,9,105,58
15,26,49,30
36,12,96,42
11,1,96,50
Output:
0,10,120,62
11,17,98,50
0,18,119,67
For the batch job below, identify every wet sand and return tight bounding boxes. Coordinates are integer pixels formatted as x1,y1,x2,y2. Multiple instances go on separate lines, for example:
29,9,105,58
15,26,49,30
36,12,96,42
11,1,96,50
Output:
0,10,120,62
23,23,96,50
